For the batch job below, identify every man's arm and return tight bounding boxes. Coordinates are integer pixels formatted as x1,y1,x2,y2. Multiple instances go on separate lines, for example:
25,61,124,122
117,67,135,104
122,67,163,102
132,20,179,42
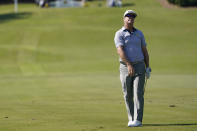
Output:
141,45,149,68
117,46,135,76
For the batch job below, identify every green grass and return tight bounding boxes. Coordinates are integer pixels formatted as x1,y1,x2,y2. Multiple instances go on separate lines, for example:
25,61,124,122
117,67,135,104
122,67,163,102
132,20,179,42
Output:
0,0,197,130
0,74,196,131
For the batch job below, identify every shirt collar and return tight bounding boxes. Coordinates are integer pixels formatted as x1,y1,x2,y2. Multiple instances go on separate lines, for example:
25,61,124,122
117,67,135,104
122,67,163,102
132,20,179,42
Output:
122,26,137,33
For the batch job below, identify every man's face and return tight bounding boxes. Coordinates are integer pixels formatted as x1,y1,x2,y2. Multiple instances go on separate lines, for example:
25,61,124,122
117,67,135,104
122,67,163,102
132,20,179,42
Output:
124,14,135,26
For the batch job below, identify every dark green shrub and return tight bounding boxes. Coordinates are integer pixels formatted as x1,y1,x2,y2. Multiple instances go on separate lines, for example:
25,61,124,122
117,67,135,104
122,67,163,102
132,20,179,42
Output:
168,0,175,3
168,0,197,6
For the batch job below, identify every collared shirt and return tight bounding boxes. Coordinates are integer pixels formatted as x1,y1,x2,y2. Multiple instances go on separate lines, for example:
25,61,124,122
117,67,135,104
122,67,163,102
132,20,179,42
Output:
114,27,147,62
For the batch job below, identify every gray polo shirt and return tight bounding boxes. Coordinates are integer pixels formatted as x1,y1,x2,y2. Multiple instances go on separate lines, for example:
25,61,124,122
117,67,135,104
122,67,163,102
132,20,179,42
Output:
114,27,147,63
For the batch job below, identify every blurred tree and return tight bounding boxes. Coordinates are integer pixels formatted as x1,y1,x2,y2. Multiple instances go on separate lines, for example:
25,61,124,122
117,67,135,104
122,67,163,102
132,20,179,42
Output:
168,0,197,6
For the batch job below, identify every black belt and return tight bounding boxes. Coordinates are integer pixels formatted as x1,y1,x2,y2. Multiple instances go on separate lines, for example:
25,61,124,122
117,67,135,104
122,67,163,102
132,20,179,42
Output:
120,61,144,65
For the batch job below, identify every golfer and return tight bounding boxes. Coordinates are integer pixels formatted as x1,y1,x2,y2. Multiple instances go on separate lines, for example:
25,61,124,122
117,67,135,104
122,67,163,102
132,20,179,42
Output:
114,10,151,127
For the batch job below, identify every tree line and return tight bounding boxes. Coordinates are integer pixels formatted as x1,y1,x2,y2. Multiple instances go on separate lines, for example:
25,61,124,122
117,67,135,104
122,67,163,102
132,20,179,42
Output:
168,0,197,6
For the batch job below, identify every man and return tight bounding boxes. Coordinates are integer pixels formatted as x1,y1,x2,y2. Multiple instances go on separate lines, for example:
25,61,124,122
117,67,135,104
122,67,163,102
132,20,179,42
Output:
114,10,151,127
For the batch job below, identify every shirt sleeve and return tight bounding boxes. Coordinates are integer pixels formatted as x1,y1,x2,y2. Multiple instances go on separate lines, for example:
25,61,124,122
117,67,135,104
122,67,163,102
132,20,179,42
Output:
114,31,124,48
140,32,147,47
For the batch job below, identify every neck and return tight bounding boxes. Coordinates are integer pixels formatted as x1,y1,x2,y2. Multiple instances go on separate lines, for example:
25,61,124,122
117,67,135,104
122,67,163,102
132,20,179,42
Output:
124,24,133,32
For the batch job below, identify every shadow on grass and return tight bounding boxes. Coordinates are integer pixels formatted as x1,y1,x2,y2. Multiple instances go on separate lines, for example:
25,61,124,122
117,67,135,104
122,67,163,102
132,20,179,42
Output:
0,12,32,23
122,3,135,7
144,123,197,126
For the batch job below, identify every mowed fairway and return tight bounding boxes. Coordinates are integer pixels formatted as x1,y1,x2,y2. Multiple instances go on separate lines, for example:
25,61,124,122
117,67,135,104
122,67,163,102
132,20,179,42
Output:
0,0,197,131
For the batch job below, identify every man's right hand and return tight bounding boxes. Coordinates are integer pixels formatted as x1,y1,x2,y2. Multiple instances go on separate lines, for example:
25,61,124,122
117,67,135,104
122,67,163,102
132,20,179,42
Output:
127,64,135,76
117,46,135,76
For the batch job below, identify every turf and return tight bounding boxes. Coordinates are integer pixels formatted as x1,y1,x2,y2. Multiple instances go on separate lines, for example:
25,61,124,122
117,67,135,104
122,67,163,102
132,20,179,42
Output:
0,0,197,130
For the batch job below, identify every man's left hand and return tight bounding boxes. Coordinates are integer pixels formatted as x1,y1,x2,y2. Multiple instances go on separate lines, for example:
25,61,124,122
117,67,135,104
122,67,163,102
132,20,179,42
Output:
146,67,151,79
